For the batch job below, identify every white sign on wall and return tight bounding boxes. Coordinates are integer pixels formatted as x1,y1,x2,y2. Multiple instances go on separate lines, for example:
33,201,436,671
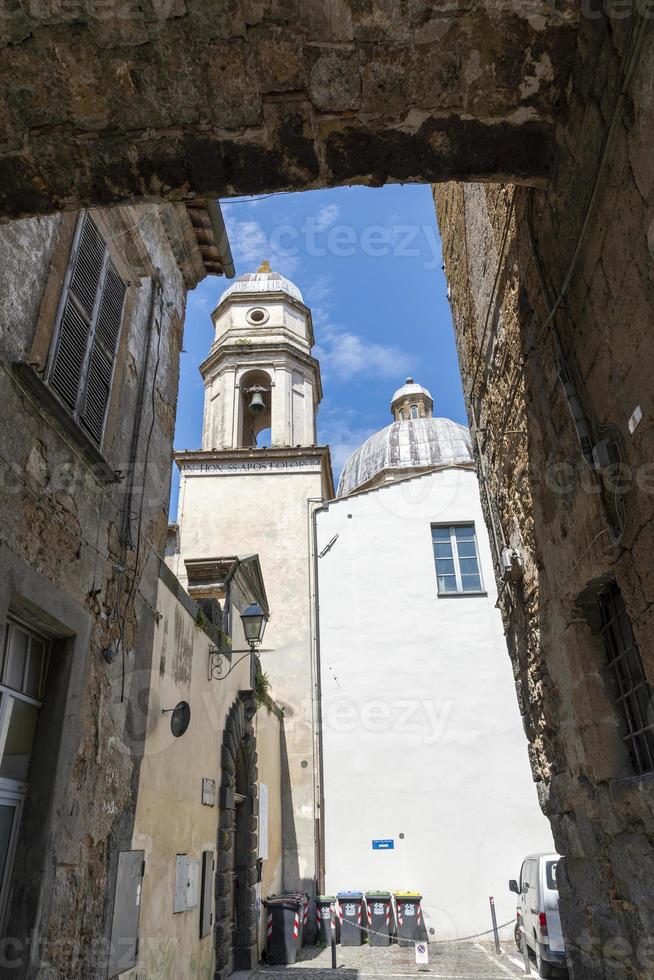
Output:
259,783,269,860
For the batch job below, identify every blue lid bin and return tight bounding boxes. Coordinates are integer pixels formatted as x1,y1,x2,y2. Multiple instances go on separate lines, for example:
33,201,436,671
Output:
315,895,339,946
394,892,425,947
264,894,303,964
337,891,365,946
365,891,394,947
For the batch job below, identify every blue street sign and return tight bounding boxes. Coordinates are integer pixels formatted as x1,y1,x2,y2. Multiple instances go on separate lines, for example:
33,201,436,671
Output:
372,839,395,850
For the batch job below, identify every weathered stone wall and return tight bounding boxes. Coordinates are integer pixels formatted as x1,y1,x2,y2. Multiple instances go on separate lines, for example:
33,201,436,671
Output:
435,9,654,979
0,207,193,977
0,1,580,217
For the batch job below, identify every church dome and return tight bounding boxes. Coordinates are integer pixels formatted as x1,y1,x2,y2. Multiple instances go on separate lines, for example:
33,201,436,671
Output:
220,262,304,304
337,416,473,498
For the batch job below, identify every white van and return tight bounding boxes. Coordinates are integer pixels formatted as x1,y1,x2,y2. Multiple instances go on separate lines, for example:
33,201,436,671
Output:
509,853,567,977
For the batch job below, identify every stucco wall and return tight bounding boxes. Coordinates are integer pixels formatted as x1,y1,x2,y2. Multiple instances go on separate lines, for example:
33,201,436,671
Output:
316,467,553,938
172,459,327,891
129,572,284,978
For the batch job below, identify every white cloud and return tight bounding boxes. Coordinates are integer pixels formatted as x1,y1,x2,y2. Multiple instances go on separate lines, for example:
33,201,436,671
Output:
314,203,340,231
315,319,413,382
306,275,333,305
224,216,300,278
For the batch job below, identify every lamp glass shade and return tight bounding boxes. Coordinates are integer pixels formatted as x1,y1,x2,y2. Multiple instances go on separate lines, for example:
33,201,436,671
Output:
241,603,267,644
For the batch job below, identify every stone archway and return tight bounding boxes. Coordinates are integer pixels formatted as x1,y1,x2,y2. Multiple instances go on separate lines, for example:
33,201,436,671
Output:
0,2,581,219
215,693,258,980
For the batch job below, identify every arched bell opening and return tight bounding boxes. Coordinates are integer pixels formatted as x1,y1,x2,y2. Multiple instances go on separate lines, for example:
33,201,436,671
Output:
239,369,272,448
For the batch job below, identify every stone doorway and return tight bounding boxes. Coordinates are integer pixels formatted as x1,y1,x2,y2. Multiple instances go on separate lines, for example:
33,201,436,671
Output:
216,694,258,980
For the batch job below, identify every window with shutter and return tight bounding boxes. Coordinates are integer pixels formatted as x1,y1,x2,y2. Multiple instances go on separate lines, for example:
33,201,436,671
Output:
48,214,126,446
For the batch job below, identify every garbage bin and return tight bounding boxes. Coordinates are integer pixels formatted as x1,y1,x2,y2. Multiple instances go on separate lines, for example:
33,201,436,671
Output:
265,894,304,964
315,895,339,946
365,891,394,946
394,892,424,947
302,894,316,946
337,891,365,946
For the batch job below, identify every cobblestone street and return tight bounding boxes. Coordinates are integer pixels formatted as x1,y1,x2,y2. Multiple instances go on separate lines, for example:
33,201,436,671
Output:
250,942,530,980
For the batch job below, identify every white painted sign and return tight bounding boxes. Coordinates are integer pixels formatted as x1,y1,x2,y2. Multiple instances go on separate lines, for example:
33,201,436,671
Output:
201,777,216,807
259,782,268,860
181,458,321,476
415,942,429,966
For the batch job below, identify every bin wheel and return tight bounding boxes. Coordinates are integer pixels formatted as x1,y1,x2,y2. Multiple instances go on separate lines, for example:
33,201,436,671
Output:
267,956,275,966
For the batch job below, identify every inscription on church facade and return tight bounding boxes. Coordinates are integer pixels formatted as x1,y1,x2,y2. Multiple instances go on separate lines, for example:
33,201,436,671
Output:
181,458,321,475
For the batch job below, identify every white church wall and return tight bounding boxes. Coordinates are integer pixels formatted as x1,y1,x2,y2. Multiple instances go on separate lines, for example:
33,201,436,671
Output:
316,466,554,938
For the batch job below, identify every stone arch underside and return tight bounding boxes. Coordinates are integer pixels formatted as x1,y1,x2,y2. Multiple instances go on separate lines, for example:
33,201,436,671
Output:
0,2,581,219
215,692,258,980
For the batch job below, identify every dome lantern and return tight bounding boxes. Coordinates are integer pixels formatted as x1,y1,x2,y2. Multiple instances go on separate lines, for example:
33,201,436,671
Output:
391,377,434,421
338,378,472,498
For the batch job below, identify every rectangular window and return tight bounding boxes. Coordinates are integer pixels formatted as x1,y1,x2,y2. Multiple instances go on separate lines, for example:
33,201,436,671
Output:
0,621,49,790
598,582,654,775
432,524,483,595
48,213,126,447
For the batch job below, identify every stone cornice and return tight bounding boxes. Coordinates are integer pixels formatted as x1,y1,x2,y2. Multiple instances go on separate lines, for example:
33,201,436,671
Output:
200,341,324,403
174,445,335,500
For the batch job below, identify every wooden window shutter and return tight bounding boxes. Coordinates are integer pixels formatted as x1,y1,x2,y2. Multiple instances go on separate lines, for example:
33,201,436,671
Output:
80,264,126,443
49,213,126,446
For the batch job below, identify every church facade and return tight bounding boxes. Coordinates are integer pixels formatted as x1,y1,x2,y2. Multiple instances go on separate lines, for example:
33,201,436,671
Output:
315,380,555,938
167,264,333,896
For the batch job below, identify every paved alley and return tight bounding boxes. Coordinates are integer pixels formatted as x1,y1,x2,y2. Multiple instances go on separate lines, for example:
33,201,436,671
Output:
251,942,530,980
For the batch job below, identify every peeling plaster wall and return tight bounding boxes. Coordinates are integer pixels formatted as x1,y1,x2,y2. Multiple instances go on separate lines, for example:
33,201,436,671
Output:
0,207,191,978
435,11,654,979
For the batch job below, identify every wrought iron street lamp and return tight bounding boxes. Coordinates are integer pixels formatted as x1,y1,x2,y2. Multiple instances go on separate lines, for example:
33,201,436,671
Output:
209,602,269,681
240,602,267,649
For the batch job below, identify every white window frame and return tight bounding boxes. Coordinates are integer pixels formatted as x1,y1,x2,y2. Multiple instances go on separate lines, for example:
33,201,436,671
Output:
0,618,50,936
0,620,49,795
0,790,23,935
432,523,485,596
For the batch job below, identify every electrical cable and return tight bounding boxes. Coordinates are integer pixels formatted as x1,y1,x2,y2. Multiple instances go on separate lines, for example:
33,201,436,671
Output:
117,285,165,700
467,188,517,404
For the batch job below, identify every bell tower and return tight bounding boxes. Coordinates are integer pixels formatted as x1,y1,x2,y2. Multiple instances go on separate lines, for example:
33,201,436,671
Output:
200,261,321,451
172,264,333,897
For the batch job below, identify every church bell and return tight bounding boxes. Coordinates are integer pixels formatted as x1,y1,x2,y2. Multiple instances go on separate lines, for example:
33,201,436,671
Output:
249,391,266,415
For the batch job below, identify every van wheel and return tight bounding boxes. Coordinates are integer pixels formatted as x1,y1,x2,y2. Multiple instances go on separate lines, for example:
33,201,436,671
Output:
535,943,553,978
514,923,522,951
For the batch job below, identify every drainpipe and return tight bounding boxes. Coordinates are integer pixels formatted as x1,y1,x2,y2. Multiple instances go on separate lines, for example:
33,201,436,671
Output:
307,496,327,894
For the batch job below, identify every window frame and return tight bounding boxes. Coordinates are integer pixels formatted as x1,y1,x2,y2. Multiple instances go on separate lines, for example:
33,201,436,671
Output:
0,619,50,796
598,583,654,776
46,212,126,448
431,523,485,596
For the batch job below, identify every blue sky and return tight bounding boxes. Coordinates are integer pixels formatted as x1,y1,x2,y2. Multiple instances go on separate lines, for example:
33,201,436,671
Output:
170,184,466,517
